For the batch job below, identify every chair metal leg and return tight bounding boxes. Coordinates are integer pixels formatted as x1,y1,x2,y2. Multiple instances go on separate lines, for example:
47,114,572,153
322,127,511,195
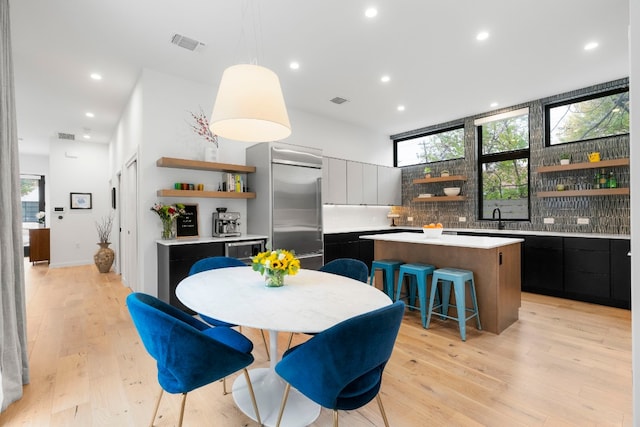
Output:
275,383,292,427
177,393,187,427
149,388,163,427
260,329,271,360
286,332,294,351
243,368,261,425
222,377,230,395
333,409,339,427
376,394,390,427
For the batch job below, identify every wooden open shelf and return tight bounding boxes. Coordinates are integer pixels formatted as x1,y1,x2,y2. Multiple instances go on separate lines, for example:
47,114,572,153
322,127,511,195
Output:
536,158,629,173
413,175,467,184
412,196,467,202
156,157,256,174
157,189,256,199
536,188,629,198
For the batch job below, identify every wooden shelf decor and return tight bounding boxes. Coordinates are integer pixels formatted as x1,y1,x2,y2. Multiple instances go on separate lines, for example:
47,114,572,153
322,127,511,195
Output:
412,195,467,202
536,188,630,198
536,158,629,174
156,157,256,174
413,175,467,184
156,189,256,199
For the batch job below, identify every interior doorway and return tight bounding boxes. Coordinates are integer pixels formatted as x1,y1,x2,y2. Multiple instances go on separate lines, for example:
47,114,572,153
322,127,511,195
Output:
20,174,45,257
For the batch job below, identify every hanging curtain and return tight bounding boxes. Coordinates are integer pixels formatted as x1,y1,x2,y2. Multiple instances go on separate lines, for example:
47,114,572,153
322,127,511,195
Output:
0,0,29,411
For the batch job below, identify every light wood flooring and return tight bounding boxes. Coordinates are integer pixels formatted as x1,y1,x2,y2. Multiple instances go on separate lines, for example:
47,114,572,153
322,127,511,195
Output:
0,261,632,426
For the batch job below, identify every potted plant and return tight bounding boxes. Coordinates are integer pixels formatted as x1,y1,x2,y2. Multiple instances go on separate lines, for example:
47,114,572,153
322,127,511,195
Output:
560,153,571,165
423,166,432,178
94,215,115,273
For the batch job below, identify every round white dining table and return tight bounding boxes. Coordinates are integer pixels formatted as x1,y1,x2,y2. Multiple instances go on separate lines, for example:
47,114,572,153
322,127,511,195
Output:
176,266,392,427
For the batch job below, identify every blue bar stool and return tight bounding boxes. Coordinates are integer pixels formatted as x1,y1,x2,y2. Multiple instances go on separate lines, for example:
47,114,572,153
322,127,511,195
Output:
369,259,404,299
426,267,482,341
395,263,439,328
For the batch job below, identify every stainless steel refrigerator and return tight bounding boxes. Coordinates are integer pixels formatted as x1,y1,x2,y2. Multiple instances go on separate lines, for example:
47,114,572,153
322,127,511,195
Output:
246,142,324,269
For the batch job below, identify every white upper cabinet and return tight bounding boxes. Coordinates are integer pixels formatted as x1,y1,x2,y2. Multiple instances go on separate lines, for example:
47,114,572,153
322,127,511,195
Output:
323,157,347,204
363,163,378,204
377,166,401,205
347,161,364,204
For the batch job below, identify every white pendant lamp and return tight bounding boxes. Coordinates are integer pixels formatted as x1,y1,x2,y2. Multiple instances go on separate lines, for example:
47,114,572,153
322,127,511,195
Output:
210,64,292,143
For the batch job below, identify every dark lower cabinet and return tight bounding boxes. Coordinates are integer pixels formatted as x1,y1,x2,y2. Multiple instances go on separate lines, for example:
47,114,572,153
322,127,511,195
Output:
563,237,610,301
157,242,225,312
324,229,405,273
522,236,563,295
610,239,631,308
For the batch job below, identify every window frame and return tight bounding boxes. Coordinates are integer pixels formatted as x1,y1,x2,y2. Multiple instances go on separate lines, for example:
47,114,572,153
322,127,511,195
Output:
544,86,629,147
393,124,465,167
476,110,531,222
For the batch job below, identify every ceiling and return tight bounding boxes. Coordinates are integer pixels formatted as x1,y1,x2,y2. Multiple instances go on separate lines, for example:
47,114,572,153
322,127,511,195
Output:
10,0,629,156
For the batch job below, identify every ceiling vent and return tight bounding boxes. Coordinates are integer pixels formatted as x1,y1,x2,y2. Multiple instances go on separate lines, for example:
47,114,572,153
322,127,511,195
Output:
330,97,349,105
57,132,75,140
170,33,205,52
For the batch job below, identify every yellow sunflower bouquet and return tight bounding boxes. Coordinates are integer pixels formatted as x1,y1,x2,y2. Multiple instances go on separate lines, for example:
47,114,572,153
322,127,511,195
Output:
252,249,300,287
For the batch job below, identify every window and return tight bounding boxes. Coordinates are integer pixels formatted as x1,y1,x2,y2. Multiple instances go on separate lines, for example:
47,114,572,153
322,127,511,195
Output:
545,88,629,146
476,108,530,221
394,126,464,167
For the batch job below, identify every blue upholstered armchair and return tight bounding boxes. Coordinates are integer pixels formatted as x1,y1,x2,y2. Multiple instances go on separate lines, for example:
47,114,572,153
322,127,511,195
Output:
275,301,405,427
320,258,369,283
126,292,261,426
189,256,270,362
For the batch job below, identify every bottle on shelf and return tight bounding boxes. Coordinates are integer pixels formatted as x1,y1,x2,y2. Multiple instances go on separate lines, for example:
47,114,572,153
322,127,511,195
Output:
607,171,617,188
594,170,601,189
598,168,607,189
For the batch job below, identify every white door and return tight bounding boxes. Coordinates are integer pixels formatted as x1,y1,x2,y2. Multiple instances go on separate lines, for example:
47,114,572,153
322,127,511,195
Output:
123,156,139,291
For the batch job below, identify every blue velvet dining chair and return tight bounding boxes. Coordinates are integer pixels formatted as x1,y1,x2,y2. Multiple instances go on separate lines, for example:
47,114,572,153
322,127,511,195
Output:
286,258,370,350
189,256,270,363
320,258,370,283
275,301,405,427
126,292,261,426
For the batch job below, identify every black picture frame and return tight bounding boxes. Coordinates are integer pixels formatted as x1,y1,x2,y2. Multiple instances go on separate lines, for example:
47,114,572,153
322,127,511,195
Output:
176,204,199,238
70,192,92,209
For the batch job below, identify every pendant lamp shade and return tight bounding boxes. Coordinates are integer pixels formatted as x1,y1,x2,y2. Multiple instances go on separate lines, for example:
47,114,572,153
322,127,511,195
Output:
210,64,292,142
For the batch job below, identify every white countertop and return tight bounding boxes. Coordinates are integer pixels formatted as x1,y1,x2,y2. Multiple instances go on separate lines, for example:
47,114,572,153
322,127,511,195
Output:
324,225,630,240
156,234,268,246
360,231,524,249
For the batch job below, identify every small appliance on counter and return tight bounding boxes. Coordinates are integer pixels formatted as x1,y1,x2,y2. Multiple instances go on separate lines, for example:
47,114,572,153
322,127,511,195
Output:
212,209,241,237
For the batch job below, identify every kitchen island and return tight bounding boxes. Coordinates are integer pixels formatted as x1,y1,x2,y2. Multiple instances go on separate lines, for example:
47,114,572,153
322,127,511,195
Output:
361,232,523,334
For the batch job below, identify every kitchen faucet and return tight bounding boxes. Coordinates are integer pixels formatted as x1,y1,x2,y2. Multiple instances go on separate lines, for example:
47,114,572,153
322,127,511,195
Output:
492,208,505,230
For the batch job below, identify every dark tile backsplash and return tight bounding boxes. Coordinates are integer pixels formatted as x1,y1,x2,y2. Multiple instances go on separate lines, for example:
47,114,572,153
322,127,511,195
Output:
396,79,630,235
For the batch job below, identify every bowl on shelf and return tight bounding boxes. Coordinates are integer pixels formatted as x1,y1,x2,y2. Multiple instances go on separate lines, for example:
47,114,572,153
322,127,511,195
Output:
443,187,461,196
422,226,444,238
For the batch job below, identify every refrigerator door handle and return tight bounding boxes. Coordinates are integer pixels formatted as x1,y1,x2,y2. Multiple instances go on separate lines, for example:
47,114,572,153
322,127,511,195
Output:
316,177,323,240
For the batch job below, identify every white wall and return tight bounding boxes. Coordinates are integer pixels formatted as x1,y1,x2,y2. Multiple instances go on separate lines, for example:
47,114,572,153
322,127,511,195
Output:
48,139,111,267
629,0,638,419
108,68,391,297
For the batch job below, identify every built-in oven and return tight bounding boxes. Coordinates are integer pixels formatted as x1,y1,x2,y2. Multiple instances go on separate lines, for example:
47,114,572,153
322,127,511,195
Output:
224,240,265,265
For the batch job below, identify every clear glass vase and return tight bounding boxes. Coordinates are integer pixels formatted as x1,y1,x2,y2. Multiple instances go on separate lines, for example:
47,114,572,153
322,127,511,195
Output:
161,218,177,239
265,270,285,287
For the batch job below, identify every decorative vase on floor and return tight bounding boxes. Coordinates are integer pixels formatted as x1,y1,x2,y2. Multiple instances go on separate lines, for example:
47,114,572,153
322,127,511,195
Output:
264,270,285,287
94,242,115,273
161,218,177,240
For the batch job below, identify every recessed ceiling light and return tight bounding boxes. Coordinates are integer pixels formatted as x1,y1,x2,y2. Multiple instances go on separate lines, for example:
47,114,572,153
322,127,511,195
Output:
397,105,405,112
476,31,489,41
380,75,390,83
289,61,300,70
90,73,102,80
83,134,91,140
584,41,599,51
85,112,95,118
365,7,378,18
490,102,499,108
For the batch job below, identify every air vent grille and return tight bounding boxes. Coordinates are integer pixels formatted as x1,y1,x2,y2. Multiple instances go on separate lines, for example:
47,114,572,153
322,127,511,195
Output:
171,34,204,52
57,132,75,140
330,97,349,105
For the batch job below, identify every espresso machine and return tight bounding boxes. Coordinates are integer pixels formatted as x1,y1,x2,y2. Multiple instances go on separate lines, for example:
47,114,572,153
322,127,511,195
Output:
212,210,241,237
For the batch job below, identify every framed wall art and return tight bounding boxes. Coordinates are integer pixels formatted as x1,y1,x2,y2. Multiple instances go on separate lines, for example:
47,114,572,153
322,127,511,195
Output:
70,192,92,209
